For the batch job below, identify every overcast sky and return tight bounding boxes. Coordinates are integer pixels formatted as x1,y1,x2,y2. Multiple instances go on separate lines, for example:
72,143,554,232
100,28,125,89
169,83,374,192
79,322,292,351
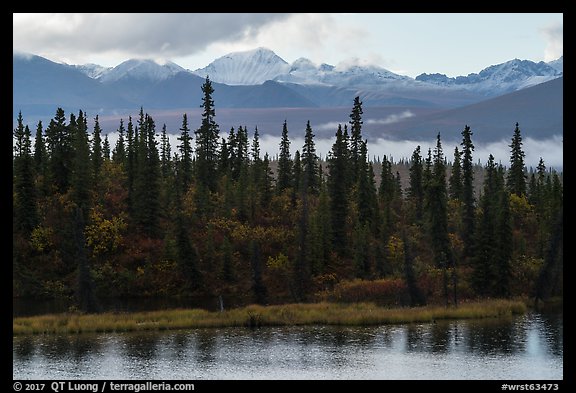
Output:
13,13,562,78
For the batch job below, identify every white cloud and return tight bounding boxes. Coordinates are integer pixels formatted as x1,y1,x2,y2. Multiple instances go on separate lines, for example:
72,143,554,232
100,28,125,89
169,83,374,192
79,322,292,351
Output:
540,20,563,61
366,111,414,125
314,121,344,132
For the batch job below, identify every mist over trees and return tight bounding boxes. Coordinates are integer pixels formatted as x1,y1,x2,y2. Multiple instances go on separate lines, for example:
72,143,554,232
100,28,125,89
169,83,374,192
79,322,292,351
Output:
13,78,563,311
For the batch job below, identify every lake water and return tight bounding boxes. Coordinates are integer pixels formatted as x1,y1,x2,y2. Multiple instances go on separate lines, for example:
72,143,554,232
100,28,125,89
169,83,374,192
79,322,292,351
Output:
13,311,562,380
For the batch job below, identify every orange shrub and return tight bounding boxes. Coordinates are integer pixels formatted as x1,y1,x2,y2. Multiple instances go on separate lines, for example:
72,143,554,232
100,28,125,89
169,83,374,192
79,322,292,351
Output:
322,278,409,306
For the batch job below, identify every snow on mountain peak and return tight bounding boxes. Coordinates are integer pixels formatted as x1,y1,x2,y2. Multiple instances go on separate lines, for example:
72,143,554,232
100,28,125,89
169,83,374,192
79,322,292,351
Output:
192,47,290,85
547,56,563,73
74,63,113,79
415,57,561,95
99,58,185,83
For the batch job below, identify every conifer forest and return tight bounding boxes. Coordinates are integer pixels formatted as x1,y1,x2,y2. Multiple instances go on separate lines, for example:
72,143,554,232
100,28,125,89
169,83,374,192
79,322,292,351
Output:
13,77,563,312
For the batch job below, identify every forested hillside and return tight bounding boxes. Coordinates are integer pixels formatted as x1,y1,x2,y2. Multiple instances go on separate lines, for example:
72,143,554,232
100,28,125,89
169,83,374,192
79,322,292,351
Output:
13,78,563,312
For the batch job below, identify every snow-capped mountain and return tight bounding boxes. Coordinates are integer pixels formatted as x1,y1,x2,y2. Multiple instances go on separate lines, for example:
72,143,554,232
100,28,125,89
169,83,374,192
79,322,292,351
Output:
192,47,290,85
416,58,562,94
73,63,112,79
98,59,185,83
191,48,412,88
13,48,564,120
547,56,563,73
274,59,411,87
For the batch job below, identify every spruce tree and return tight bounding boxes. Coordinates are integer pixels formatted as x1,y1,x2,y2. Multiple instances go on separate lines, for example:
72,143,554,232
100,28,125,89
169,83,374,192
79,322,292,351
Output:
133,112,161,236
328,124,349,254
276,120,292,193
302,121,319,194
426,133,454,305
160,123,172,179
357,140,378,229
112,119,126,164
33,120,46,177
177,114,193,191
408,146,424,224
70,110,92,217
472,155,501,297
91,115,103,180
195,77,220,192
494,165,512,297
126,116,136,213
45,107,72,193
449,146,463,200
349,96,363,183
507,122,526,196
13,112,37,235
218,137,230,176
460,125,475,258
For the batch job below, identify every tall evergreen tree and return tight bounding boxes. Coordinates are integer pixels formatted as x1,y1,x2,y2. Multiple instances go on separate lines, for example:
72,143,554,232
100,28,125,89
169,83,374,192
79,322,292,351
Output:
102,135,111,161
45,107,72,193
33,120,46,176
472,154,502,297
328,124,349,253
426,133,455,305
494,165,512,297
112,119,126,164
159,124,172,179
13,112,37,235
357,140,378,229
460,125,475,258
126,116,136,213
218,137,230,176
507,122,527,196
195,77,220,192
91,115,103,180
70,110,92,216
276,120,293,193
301,120,319,194
449,146,463,200
260,153,274,208
177,114,193,191
232,126,249,181
407,146,424,224
349,96,363,182
132,112,161,236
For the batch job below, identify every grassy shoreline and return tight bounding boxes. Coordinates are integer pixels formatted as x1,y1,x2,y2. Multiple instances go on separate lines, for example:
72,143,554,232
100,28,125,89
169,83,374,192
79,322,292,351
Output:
13,299,526,335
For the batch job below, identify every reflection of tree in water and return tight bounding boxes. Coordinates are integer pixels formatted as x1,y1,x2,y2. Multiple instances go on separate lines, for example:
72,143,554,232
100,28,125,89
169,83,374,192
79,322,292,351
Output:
540,312,563,357
121,331,159,361
13,336,35,361
465,316,521,355
524,312,563,358
170,332,190,360
193,329,217,364
430,322,452,353
406,324,429,352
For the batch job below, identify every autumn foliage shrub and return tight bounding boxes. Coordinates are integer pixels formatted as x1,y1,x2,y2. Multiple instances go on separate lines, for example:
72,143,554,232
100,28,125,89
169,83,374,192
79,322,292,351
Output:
321,278,410,306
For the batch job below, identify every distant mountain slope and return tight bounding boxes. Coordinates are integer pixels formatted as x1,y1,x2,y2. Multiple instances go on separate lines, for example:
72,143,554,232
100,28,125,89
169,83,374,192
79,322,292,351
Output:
13,49,563,126
416,59,561,95
192,47,290,85
381,77,563,141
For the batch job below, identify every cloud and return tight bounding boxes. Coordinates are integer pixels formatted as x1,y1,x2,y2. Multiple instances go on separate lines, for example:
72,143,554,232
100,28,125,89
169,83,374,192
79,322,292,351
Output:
540,20,563,61
366,111,414,125
13,13,292,65
314,121,344,132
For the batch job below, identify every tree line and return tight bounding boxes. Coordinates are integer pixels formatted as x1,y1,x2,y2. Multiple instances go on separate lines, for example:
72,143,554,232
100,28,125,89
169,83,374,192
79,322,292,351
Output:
13,77,563,312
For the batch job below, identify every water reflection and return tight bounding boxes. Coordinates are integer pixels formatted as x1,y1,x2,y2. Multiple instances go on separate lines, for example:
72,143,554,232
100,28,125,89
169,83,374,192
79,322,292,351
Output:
13,312,562,380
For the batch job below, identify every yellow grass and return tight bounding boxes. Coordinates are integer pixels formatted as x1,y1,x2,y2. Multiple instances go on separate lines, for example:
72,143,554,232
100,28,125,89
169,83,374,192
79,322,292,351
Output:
13,299,526,335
